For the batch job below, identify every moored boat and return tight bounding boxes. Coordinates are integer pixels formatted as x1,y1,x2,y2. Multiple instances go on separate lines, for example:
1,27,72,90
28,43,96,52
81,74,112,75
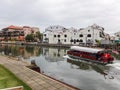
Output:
67,46,114,64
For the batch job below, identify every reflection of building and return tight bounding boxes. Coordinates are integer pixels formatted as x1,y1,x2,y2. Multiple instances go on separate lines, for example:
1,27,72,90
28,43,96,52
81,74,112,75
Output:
24,46,41,59
43,24,106,45
0,25,39,41
0,44,41,59
43,48,67,62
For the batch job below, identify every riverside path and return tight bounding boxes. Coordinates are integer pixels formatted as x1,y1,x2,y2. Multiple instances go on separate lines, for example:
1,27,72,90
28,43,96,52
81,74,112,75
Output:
0,55,78,90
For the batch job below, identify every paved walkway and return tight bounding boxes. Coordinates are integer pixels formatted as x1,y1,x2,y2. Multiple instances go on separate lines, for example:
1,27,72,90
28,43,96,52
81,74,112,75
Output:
0,55,78,90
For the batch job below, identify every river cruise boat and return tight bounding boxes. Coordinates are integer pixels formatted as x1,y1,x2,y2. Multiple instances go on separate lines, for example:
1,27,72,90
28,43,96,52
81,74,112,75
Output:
67,46,114,64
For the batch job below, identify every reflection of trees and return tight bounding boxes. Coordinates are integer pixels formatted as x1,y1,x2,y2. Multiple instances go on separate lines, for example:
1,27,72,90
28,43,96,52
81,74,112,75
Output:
4,45,11,55
25,46,34,54
11,46,20,56
36,47,42,56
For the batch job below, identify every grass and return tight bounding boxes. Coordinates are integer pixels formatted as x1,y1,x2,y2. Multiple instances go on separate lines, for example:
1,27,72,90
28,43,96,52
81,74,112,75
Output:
0,64,32,90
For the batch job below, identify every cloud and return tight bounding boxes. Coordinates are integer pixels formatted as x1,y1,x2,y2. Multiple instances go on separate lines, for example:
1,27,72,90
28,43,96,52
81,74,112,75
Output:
0,0,120,34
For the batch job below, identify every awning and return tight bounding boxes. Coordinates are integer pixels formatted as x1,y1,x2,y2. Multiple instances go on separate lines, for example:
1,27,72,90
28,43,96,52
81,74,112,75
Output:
115,40,120,42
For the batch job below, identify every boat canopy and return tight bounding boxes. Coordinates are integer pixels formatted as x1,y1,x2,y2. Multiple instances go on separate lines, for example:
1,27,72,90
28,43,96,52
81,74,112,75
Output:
70,46,104,53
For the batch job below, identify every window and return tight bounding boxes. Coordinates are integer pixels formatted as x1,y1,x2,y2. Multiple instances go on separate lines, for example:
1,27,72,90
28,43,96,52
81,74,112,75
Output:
88,30,90,32
64,39,66,42
70,39,73,42
88,39,91,41
58,39,60,41
44,34,46,36
58,35,60,38
77,39,79,42
54,35,56,37
100,32,103,37
79,34,83,37
64,34,67,37
117,35,119,37
99,31,105,37
87,34,91,37
74,39,76,42
79,39,83,42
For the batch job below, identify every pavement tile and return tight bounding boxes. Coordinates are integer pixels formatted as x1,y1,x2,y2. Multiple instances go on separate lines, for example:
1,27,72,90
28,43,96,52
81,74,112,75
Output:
59,87,71,90
0,56,77,90
54,83,63,88
41,83,52,88
47,86,58,90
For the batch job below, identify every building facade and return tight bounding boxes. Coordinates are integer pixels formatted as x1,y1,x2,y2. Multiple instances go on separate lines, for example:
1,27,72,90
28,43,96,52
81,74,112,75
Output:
0,25,40,41
114,32,120,40
43,24,106,45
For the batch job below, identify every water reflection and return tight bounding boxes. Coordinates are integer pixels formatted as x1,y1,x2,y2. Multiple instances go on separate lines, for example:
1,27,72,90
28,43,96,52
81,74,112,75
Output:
43,47,67,62
0,44,120,90
67,58,115,80
0,44,42,59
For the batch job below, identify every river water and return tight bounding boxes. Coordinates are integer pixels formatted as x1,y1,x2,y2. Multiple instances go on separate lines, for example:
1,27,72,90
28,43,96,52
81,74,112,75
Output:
0,44,120,90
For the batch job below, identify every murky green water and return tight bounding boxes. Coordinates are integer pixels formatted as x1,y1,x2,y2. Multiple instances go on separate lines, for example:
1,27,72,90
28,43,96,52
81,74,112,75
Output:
0,44,120,90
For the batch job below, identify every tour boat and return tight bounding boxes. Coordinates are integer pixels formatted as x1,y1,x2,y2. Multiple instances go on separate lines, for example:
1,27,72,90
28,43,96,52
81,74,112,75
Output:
67,46,114,64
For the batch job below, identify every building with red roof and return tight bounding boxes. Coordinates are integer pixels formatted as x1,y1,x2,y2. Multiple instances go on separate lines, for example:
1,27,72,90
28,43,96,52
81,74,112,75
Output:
0,25,40,41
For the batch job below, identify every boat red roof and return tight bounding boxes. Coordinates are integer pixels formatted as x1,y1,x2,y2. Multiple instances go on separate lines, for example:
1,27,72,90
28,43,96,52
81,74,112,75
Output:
70,46,104,53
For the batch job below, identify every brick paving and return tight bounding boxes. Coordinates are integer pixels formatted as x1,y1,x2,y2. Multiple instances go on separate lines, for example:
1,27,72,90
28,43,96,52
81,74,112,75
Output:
0,55,78,90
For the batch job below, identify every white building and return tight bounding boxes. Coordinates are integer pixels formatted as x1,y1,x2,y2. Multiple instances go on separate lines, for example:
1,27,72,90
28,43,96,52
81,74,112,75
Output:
43,24,106,45
43,25,74,44
114,32,120,40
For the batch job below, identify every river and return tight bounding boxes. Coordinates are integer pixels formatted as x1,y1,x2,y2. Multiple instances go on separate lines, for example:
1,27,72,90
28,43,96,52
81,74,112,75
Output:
0,44,120,90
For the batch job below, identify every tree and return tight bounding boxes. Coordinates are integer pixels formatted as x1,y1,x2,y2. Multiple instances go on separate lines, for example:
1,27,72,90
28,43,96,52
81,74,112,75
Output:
25,34,34,42
35,31,43,42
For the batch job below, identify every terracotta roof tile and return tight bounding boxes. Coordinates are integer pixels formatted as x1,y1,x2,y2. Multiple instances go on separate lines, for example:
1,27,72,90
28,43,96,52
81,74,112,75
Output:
7,25,23,30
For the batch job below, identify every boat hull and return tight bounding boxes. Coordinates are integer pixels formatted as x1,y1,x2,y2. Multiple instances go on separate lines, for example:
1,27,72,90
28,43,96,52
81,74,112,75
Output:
67,54,112,65
67,46,114,65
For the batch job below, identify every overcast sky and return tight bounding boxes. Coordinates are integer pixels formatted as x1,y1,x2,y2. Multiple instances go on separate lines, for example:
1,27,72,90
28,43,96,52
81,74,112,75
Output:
0,0,120,34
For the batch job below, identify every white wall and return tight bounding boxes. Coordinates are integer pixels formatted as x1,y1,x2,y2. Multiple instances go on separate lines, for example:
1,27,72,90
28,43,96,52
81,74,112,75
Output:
43,24,106,45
